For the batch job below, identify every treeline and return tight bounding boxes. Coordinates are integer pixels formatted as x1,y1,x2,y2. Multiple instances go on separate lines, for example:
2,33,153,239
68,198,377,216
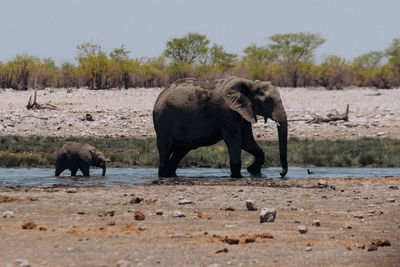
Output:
1,32,400,90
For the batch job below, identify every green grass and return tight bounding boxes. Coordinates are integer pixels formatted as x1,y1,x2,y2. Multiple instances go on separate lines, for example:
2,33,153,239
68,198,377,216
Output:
0,136,399,168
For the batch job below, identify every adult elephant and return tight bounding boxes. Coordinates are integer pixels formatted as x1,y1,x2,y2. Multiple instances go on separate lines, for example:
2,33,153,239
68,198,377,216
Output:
153,77,288,178
55,142,106,177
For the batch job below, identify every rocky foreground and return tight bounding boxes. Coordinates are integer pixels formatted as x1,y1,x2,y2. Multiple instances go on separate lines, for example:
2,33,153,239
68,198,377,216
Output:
0,178,399,266
0,87,399,140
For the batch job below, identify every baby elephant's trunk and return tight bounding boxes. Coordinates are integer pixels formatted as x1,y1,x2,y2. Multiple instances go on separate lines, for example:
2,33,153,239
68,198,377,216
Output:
102,166,106,176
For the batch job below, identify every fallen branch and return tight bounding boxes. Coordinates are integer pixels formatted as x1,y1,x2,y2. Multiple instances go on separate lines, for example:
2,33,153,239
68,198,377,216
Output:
288,105,349,124
26,91,57,110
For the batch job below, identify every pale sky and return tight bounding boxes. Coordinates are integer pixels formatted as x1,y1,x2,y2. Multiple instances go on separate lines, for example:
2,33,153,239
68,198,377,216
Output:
1,0,399,64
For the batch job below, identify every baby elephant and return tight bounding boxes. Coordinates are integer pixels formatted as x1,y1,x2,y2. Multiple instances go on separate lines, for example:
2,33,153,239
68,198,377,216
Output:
55,142,106,176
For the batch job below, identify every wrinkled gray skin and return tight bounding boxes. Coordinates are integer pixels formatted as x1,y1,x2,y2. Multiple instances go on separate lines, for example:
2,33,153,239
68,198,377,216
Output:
153,77,288,178
55,142,106,177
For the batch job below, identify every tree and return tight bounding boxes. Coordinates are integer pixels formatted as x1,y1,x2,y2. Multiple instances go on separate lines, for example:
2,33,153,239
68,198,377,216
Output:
163,32,210,64
243,44,277,79
318,55,351,89
385,38,400,58
353,51,384,69
76,41,109,89
267,33,325,87
109,45,134,88
207,44,237,70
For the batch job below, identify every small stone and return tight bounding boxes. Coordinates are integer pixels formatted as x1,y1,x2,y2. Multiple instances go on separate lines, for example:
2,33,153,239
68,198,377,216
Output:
367,244,378,251
134,211,145,221
368,210,376,214
116,259,131,267
66,188,77,193
104,210,115,217
15,258,30,267
290,207,297,211
246,200,258,211
344,223,352,229
295,219,301,223
127,209,136,213
312,220,321,226
178,199,193,205
389,185,398,190
22,221,36,230
155,210,164,215
318,180,327,188
77,211,85,215
260,208,276,223
172,210,185,218
129,197,143,204
354,214,364,219
3,210,14,219
286,199,292,203
298,225,308,234
238,189,244,192
305,246,312,252
377,132,385,136
386,198,395,203
379,210,384,215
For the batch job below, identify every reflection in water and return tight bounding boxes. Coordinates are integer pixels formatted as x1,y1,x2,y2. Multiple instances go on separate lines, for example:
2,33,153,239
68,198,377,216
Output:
0,167,399,187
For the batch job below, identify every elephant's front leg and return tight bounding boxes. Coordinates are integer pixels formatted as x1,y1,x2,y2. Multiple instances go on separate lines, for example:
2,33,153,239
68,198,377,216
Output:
241,125,265,175
223,130,243,178
70,168,79,176
79,161,90,176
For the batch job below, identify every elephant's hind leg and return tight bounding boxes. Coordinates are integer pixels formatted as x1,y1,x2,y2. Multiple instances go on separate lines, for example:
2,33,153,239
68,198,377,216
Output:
168,147,190,177
242,126,265,175
55,167,64,176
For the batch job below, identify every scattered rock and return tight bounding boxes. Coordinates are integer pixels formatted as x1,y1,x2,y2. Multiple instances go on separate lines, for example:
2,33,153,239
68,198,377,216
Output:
318,180,327,188
130,197,143,204
372,238,391,247
214,248,229,254
295,219,301,223
354,214,364,219
134,211,145,221
357,244,365,249
15,258,30,267
386,198,395,203
291,207,297,211
260,208,276,223
172,210,185,218
298,225,308,234
22,221,37,230
85,113,94,121
116,259,131,267
367,244,378,251
3,210,14,219
0,195,21,202
104,210,115,217
389,185,398,190
220,236,240,245
178,199,193,205
344,223,352,229
312,220,321,226
66,188,77,193
197,212,211,220
127,209,136,213
246,200,258,211
305,246,312,252
155,210,164,216
107,221,116,226
220,206,235,211
77,211,85,215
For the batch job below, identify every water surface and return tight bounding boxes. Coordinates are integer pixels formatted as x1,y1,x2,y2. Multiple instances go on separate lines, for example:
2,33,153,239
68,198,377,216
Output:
0,167,399,187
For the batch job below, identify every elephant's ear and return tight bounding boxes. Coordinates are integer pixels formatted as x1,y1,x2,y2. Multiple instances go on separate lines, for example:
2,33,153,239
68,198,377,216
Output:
79,145,94,162
223,78,257,123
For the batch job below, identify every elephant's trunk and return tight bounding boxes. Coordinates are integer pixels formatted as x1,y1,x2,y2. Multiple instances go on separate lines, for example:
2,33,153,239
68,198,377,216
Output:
102,166,106,176
277,120,288,178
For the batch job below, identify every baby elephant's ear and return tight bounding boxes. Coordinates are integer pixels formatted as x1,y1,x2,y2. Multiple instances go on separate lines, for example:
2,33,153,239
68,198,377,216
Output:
80,147,94,162
223,78,257,123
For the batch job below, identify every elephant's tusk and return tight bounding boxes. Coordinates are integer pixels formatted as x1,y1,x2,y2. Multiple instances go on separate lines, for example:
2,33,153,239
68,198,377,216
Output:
276,121,281,127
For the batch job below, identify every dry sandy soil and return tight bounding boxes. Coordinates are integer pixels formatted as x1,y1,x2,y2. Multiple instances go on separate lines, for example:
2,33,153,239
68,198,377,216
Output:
0,178,399,266
0,86,399,140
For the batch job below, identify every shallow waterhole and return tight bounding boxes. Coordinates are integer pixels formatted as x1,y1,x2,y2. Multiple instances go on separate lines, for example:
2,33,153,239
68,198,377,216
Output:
0,167,399,187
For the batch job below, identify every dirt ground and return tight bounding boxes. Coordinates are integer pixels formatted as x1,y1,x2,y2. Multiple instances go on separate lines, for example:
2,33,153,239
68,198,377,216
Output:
1,177,399,266
0,86,399,140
